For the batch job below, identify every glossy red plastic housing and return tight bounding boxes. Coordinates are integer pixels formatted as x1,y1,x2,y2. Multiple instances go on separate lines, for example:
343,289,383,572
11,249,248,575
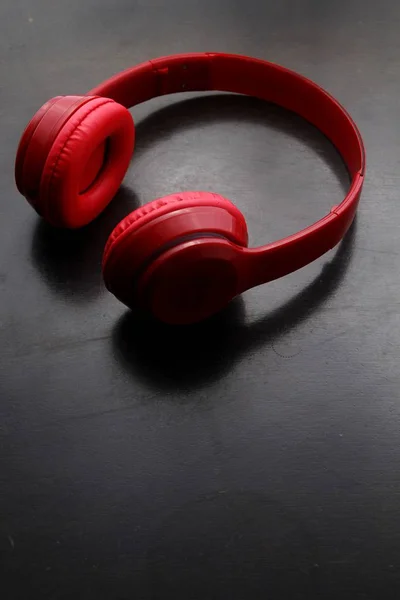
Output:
16,52,365,324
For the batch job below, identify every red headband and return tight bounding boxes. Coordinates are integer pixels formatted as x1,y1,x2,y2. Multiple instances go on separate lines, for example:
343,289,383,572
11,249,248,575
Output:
90,52,365,287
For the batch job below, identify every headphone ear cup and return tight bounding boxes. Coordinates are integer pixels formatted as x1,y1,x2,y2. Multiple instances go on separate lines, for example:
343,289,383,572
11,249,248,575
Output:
16,96,135,228
102,191,248,268
102,191,249,314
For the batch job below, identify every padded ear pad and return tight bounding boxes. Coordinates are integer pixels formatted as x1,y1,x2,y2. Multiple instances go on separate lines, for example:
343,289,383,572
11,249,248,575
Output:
103,191,247,268
16,95,135,228
16,96,90,204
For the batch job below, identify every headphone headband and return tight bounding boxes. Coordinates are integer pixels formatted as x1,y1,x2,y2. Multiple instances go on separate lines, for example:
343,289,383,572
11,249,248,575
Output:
89,52,365,286
89,52,365,174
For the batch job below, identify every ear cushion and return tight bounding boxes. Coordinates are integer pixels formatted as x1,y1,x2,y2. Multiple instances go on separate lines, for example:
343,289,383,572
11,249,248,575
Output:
38,97,134,227
40,97,135,228
17,96,100,213
103,191,246,267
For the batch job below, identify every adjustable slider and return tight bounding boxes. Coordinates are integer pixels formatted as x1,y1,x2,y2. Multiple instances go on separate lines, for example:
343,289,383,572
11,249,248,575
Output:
150,53,213,96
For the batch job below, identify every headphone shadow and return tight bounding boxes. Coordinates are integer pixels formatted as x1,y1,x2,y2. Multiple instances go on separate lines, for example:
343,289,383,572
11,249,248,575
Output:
30,185,140,302
112,217,357,393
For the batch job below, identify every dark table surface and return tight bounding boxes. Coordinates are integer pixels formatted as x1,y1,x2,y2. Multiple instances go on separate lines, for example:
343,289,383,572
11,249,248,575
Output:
1,1,399,598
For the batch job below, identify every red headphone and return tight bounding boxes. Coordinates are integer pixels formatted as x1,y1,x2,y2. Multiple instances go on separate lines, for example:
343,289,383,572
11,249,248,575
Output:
15,52,365,325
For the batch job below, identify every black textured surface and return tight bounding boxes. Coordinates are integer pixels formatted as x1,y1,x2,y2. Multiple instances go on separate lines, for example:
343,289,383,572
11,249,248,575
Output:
1,1,399,599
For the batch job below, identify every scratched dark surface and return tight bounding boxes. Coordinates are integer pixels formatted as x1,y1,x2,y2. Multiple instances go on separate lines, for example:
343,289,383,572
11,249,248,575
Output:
1,1,399,598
